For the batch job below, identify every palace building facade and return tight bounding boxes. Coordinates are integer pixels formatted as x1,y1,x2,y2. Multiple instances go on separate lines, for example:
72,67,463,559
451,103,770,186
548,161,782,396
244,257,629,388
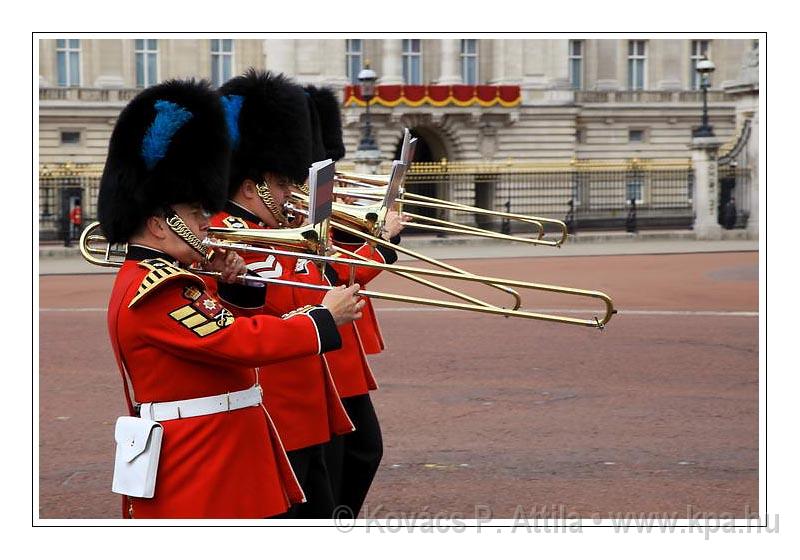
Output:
37,37,760,239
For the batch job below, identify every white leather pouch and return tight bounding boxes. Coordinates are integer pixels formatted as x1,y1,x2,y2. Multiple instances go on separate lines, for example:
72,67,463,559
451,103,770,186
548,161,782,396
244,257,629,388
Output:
111,416,163,499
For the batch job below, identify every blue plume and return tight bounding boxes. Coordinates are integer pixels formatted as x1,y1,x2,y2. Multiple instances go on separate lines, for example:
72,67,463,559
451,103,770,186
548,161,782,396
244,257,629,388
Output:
141,100,194,170
221,95,244,149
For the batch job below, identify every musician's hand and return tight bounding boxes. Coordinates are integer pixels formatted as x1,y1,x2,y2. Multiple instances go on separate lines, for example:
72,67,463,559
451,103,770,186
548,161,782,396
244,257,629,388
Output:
381,210,411,240
322,284,365,325
203,248,246,284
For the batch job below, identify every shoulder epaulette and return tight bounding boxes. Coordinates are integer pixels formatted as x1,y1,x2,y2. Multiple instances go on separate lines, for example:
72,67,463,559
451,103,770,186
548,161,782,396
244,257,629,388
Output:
222,216,250,229
128,258,204,308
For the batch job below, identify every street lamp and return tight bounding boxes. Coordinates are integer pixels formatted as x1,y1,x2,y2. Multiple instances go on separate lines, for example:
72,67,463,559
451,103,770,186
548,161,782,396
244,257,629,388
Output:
357,62,378,151
692,56,716,138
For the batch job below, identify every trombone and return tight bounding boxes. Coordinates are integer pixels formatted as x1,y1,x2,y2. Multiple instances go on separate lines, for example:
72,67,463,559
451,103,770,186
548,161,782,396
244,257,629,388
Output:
333,171,569,247
204,224,617,329
287,192,523,311
80,221,616,328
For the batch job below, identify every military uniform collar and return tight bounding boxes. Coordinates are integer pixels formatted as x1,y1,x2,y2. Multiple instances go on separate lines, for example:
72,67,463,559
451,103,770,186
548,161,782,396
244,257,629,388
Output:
127,244,180,266
225,200,266,227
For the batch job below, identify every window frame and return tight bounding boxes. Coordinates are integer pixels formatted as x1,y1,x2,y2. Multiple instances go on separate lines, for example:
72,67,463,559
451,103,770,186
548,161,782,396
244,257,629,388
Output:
690,40,711,90
625,179,645,205
59,129,83,146
402,38,423,85
460,39,479,85
56,38,81,87
134,39,160,88
628,128,648,143
627,40,647,91
210,39,235,87
345,39,363,85
568,40,584,90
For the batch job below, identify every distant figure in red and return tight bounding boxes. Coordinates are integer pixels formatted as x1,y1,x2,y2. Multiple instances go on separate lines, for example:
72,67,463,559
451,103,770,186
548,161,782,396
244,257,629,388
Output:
69,201,82,242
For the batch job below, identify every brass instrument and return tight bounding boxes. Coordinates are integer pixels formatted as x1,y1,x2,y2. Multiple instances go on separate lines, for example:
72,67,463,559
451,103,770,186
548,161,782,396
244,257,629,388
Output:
334,172,568,247
283,201,515,311
288,192,523,310
80,221,616,328
206,225,617,329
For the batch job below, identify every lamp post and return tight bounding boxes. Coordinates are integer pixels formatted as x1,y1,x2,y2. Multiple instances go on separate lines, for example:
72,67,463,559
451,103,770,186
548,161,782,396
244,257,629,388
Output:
693,56,716,138
357,62,378,151
354,62,382,173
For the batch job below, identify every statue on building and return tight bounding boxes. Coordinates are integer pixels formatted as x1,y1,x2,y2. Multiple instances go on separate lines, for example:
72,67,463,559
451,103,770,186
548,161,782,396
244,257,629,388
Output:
740,40,759,87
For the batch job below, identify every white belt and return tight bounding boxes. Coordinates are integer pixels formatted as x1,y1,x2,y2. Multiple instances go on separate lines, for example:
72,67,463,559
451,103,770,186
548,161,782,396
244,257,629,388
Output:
139,385,263,422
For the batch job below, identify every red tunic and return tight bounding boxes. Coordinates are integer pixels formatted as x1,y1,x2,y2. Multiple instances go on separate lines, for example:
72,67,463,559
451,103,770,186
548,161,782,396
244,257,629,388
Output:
210,207,354,450
330,236,387,355
108,249,340,518
212,206,392,398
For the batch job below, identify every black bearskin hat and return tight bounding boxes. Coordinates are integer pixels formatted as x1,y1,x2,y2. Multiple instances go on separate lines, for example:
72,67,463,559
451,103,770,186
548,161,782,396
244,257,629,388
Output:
304,88,327,163
305,85,346,161
98,79,230,244
219,69,312,195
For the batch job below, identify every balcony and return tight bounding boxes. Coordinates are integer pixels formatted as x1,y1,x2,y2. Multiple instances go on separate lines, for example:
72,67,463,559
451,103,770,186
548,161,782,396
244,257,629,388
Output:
576,90,735,104
39,87,142,103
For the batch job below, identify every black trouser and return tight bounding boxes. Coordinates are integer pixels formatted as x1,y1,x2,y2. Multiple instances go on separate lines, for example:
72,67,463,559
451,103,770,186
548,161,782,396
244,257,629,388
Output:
276,443,335,519
325,393,383,518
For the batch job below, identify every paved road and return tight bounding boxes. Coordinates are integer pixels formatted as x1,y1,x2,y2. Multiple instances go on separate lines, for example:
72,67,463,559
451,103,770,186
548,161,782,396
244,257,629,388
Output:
38,250,758,519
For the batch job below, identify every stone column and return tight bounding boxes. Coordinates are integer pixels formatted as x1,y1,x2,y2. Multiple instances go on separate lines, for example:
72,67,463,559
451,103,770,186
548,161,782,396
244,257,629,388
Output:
548,39,570,89
746,108,759,239
521,39,547,88
38,39,55,86
656,39,683,90
321,39,348,88
378,39,403,85
490,39,505,83
490,39,523,84
93,39,125,87
691,136,724,240
436,38,461,84
595,39,620,90
264,39,296,75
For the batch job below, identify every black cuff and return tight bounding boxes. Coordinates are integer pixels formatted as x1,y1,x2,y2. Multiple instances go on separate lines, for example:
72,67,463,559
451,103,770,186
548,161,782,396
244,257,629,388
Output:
323,263,340,285
376,243,398,265
217,282,267,309
308,306,342,353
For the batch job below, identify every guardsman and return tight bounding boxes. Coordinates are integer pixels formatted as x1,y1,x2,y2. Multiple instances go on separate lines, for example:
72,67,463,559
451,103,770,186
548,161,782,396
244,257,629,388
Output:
210,69,361,518
305,84,407,517
98,79,362,518
305,84,392,355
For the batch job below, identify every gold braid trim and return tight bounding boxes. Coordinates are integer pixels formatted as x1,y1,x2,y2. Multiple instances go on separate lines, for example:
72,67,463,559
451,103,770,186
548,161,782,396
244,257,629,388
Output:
255,179,289,227
165,212,214,262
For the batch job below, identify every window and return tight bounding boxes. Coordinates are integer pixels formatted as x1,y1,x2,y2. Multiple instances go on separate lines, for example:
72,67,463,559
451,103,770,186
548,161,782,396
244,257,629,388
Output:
626,180,643,204
56,39,81,87
627,40,647,91
576,127,586,144
402,39,422,85
210,39,234,87
690,40,711,90
629,129,645,143
345,39,363,84
135,39,159,88
569,40,584,90
60,131,81,145
460,39,478,84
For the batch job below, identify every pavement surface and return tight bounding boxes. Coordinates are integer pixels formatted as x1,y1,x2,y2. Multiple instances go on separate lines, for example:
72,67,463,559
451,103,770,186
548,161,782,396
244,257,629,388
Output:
37,244,759,520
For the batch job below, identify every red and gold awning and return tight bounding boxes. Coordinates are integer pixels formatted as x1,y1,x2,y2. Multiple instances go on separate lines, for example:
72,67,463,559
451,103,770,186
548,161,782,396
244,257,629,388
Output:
344,85,521,108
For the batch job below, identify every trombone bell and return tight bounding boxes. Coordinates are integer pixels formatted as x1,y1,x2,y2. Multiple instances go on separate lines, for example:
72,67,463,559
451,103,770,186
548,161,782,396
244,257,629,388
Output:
207,223,325,254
